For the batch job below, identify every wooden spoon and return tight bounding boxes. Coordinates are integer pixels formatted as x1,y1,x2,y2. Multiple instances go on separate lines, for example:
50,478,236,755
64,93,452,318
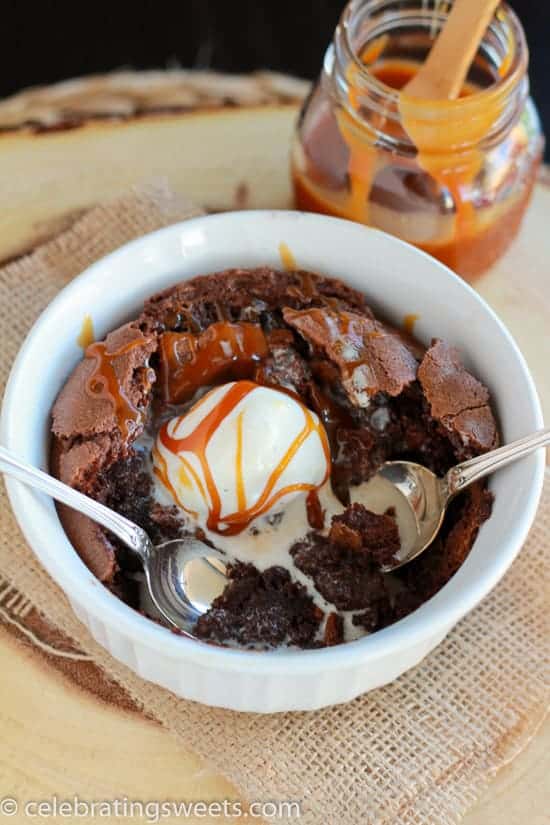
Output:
404,0,502,100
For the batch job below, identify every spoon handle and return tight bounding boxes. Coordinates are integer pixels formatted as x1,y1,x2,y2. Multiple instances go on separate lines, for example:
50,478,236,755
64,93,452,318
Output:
403,0,501,100
0,445,150,560
445,428,550,496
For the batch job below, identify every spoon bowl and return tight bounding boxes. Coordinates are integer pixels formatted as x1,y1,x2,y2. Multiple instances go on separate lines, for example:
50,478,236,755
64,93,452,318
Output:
0,444,224,635
375,461,447,571
376,427,550,572
145,540,227,633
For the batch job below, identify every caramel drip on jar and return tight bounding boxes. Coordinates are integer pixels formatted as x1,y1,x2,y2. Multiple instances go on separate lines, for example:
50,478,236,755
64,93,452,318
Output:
341,59,485,240
159,322,269,404
85,338,147,439
156,380,331,536
293,58,521,279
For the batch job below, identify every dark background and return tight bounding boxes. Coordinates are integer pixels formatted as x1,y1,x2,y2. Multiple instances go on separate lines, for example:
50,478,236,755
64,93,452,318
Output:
1,1,548,157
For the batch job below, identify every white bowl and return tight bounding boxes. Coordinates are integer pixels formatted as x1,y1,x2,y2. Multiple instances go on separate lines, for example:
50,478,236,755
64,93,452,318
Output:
1,211,544,712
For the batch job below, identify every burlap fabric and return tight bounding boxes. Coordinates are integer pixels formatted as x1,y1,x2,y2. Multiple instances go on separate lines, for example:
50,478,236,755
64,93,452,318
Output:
0,184,548,825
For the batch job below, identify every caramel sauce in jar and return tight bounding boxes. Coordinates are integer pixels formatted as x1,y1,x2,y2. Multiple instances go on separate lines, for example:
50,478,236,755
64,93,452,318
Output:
292,1,544,280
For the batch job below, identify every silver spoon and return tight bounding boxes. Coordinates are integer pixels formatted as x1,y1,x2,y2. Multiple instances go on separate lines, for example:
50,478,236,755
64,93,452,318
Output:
0,445,227,635
375,427,550,572
1,428,548,631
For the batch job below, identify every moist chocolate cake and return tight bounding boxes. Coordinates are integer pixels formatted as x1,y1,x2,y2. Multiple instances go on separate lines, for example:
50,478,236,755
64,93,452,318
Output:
50,267,498,648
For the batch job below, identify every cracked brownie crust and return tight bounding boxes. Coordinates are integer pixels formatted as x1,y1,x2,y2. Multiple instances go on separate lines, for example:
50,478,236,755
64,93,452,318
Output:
50,267,498,648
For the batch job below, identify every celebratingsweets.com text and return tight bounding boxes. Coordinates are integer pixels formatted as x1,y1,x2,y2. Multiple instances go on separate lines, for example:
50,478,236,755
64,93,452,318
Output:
0,796,301,821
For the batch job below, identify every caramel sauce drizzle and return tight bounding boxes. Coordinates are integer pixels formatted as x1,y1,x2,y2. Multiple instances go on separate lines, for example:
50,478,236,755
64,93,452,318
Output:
285,270,319,303
308,381,353,443
402,313,420,336
279,242,297,271
85,338,146,438
287,306,384,380
306,489,326,530
159,322,269,404
235,410,246,512
154,380,331,536
77,315,95,351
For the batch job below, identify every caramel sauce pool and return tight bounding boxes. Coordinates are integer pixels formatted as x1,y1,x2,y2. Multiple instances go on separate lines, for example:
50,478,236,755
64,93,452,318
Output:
159,322,269,404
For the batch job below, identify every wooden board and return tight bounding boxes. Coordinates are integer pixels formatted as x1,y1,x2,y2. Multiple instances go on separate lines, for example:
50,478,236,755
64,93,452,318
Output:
0,77,548,823
0,620,548,824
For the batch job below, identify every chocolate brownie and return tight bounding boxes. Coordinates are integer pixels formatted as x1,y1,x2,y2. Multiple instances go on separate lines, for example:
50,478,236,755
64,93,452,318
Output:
418,339,498,458
50,267,497,649
195,563,323,648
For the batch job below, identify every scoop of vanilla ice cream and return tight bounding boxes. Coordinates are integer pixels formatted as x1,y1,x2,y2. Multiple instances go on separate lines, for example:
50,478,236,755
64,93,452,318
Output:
153,381,330,532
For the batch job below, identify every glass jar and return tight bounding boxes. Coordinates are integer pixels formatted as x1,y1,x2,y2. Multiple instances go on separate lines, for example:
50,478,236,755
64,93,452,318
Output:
291,0,544,280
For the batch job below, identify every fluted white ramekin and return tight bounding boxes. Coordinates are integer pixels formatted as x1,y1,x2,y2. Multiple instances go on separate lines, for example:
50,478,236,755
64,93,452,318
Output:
1,212,544,712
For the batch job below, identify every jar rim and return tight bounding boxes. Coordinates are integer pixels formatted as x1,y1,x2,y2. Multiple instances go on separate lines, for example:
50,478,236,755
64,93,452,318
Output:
339,0,528,117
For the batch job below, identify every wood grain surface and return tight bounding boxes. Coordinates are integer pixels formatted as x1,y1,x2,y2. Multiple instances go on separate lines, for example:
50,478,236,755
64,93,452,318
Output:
0,94,548,824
